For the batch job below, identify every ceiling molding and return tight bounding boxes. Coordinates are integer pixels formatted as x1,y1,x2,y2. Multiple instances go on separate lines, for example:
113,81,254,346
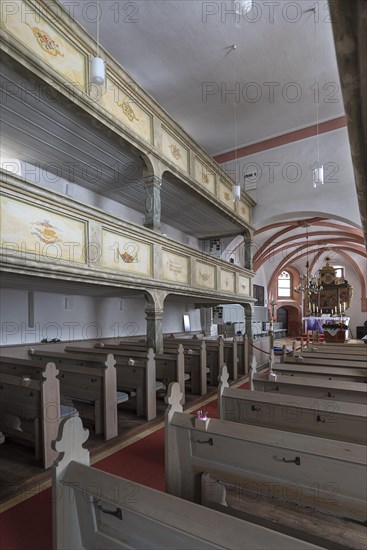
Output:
213,117,347,164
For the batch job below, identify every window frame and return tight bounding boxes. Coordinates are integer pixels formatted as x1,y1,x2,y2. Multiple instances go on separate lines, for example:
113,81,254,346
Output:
277,270,292,299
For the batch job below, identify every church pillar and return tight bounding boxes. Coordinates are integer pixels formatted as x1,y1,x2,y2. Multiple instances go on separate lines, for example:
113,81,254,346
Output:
145,290,167,354
244,229,253,271
144,175,162,232
243,303,254,367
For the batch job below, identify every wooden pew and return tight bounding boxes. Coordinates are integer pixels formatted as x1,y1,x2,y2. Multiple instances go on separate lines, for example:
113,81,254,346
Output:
28,348,155,421
252,372,367,404
93,342,186,404
300,350,367,363
165,383,367,523
165,336,239,383
7,353,121,440
53,416,323,550
307,343,367,354
95,339,206,396
218,367,367,445
273,363,367,383
235,334,248,376
0,362,61,467
284,355,367,369
163,340,207,395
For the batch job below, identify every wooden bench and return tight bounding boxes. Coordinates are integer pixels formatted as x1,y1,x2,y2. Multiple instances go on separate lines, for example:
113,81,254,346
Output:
29,348,155,421
273,363,367,383
94,342,186,403
163,340,207,395
252,372,367,404
13,352,122,439
218,367,367,445
307,343,367,353
300,350,367,363
284,355,367,369
235,334,249,376
165,335,242,384
97,339,206,396
0,362,63,467
165,383,367,523
53,416,323,550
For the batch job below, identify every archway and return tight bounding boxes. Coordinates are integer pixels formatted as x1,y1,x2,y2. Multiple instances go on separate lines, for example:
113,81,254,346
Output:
276,305,301,337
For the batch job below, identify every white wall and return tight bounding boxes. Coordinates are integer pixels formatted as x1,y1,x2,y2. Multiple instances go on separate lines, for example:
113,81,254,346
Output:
0,290,148,345
222,128,360,228
0,289,203,345
163,301,201,333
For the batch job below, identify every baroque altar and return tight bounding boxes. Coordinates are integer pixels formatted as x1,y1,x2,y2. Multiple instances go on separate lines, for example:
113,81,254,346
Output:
305,257,353,316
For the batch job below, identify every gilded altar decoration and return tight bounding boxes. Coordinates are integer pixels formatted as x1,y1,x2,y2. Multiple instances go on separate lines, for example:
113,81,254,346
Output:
117,100,139,123
306,257,353,316
31,220,61,244
28,24,64,57
169,144,182,160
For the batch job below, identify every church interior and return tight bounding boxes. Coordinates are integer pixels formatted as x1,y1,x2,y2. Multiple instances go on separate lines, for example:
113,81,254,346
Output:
0,0,366,548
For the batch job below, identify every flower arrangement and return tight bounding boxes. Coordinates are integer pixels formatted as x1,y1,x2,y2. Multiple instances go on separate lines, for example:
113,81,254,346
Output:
323,322,348,331
323,322,347,342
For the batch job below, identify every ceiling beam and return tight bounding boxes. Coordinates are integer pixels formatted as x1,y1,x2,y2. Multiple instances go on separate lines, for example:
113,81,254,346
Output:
331,0,367,249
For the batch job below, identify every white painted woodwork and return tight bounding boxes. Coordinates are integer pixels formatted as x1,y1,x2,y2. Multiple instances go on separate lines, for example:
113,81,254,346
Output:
166,385,367,522
53,417,323,550
307,344,367,354
252,373,367,405
300,351,367,364
273,364,367,383
95,341,186,404
0,362,60,468
219,385,367,445
285,356,367,369
30,347,156,421
24,351,120,438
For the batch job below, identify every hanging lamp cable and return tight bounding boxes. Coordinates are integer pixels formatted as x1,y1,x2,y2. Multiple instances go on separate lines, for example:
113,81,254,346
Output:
97,0,100,58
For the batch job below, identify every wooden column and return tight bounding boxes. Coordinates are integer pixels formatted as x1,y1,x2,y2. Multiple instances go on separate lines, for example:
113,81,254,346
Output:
144,175,162,232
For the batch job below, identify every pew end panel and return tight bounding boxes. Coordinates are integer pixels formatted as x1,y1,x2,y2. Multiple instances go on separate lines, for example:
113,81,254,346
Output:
0,362,61,468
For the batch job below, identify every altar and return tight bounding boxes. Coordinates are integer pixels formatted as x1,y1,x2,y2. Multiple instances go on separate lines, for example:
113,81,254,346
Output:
303,316,350,338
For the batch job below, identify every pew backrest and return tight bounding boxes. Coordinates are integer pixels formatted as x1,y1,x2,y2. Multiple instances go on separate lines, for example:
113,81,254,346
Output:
252,372,367,404
273,364,367,382
165,383,367,523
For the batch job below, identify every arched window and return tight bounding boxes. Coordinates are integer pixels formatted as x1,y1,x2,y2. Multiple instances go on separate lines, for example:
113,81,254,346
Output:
278,270,292,298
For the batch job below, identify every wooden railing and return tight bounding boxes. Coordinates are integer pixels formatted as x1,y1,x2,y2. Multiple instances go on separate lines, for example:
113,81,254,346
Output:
0,171,254,302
